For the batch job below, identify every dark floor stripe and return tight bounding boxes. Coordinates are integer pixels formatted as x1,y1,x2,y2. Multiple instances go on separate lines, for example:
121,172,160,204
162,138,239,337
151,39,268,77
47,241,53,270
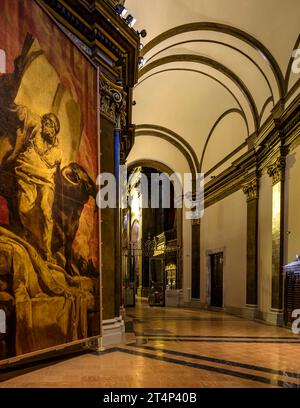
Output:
145,338,300,344
132,317,241,322
90,348,120,356
128,343,300,380
136,334,299,340
112,347,299,388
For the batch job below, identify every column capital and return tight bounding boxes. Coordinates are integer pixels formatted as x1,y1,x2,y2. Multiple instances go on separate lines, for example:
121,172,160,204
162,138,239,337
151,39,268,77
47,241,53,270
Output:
267,157,286,185
242,179,259,201
99,73,127,129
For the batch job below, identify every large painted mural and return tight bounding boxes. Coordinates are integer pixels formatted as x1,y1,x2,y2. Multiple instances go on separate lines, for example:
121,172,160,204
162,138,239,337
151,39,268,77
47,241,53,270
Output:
0,0,100,360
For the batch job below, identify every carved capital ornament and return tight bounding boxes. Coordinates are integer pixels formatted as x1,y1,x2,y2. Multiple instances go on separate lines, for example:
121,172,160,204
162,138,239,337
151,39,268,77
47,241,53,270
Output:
267,157,286,185
242,179,259,201
99,73,127,128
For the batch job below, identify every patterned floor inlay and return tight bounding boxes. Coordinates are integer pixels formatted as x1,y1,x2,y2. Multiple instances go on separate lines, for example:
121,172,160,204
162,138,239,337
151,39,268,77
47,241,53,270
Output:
1,303,300,388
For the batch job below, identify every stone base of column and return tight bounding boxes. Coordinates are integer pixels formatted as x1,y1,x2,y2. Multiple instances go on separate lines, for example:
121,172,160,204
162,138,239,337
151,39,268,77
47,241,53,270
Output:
244,304,259,320
256,309,284,326
102,316,125,346
225,305,258,320
190,298,201,308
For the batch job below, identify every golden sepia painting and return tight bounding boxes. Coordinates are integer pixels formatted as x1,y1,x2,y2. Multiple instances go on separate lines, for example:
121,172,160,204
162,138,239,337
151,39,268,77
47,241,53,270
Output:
0,0,100,361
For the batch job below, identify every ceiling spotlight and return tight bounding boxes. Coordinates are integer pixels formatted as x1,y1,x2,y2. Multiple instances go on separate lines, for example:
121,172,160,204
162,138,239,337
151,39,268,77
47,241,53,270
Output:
125,14,137,28
115,4,127,17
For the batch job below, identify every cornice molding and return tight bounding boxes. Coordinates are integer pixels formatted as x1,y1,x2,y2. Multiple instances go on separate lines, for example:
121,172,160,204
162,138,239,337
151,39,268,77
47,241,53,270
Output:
204,96,299,207
39,0,139,85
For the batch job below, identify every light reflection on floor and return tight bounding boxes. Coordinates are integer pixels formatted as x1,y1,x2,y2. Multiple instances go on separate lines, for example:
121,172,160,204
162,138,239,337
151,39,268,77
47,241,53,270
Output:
1,302,300,388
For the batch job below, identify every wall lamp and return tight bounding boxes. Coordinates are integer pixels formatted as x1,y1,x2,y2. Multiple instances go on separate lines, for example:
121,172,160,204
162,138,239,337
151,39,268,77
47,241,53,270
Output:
137,29,147,38
138,56,146,68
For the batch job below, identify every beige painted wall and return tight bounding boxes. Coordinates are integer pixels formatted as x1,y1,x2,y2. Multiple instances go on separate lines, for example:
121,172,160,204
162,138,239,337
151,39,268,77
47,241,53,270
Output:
201,112,248,174
200,190,247,309
257,173,272,313
284,143,300,264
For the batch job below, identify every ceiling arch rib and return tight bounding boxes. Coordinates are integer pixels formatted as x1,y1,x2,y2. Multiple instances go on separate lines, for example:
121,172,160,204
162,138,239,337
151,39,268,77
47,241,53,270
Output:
259,96,274,127
145,44,270,115
199,108,247,173
135,129,196,180
139,54,259,131
133,69,248,161
137,68,250,136
128,159,177,178
144,31,280,103
136,124,200,173
146,39,275,105
126,135,191,176
140,22,285,99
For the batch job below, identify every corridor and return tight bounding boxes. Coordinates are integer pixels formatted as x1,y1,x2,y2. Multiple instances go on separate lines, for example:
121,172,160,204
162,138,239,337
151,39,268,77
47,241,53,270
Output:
1,304,300,388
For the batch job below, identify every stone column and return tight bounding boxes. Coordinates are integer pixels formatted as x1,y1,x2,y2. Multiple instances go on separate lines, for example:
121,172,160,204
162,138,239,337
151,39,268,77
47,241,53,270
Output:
191,219,200,300
99,74,126,320
267,156,286,311
242,178,259,309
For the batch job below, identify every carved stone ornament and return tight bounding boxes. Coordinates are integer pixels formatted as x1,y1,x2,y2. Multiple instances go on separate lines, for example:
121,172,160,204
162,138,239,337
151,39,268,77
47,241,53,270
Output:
242,179,259,201
99,73,127,128
267,157,286,185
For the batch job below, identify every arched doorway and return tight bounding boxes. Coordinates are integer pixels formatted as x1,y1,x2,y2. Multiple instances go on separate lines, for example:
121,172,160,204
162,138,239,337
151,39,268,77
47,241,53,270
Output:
122,161,183,307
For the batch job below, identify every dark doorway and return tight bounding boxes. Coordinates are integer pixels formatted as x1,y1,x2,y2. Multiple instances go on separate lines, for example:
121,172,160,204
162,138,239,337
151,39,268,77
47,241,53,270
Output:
148,258,165,306
210,252,223,308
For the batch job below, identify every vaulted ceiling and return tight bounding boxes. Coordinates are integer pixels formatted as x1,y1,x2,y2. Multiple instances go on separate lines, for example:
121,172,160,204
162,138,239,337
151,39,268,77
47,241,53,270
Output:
125,0,300,178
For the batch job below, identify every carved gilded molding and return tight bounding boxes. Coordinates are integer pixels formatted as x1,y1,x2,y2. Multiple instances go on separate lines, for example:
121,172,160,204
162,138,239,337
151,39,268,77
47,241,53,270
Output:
58,24,93,56
242,179,259,201
99,73,127,127
267,157,286,185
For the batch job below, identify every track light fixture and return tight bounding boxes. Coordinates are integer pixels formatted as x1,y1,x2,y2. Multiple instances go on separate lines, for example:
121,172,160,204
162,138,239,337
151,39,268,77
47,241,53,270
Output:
115,4,137,28
115,4,127,18
125,14,136,28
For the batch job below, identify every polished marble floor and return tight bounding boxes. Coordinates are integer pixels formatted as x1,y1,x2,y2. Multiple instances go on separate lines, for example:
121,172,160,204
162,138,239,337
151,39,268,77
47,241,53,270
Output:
1,303,300,388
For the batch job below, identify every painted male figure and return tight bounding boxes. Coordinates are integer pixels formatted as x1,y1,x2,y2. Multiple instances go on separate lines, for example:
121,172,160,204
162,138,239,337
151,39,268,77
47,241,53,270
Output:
14,107,62,260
